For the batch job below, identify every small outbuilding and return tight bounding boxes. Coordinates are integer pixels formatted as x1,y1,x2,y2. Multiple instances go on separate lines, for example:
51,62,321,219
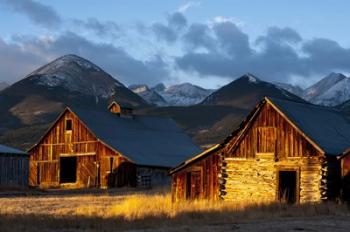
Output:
0,144,28,189
29,101,201,189
171,97,350,203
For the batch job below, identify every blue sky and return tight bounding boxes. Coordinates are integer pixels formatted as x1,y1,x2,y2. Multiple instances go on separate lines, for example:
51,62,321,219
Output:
1,0,350,88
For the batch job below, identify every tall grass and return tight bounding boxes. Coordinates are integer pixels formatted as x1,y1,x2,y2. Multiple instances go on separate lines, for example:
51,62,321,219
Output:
74,193,349,220
0,192,349,231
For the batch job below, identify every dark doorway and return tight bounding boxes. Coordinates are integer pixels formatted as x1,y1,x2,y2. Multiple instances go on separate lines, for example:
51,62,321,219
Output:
186,171,201,200
60,156,77,183
278,171,297,204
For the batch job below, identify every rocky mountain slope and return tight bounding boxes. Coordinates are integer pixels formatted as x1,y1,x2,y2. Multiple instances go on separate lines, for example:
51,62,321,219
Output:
129,84,167,106
201,74,305,109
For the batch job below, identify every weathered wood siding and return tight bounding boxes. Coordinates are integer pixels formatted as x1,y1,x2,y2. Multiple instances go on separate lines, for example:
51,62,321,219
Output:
0,154,29,188
221,102,324,203
29,109,133,189
172,151,221,201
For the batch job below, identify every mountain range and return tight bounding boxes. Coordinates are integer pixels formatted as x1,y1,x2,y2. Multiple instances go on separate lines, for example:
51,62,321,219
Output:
129,83,214,106
275,72,350,107
2,54,350,149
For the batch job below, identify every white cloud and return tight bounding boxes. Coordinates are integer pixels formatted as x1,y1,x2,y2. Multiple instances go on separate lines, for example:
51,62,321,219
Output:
178,1,201,13
209,16,246,28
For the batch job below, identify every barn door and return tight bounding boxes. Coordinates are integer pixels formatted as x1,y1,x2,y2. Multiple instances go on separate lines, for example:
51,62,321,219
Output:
278,170,298,204
186,170,202,200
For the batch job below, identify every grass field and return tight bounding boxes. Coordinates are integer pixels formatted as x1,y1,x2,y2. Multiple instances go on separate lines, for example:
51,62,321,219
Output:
0,190,350,231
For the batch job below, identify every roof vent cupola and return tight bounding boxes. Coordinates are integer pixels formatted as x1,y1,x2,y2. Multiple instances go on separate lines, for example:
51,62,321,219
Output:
108,101,134,118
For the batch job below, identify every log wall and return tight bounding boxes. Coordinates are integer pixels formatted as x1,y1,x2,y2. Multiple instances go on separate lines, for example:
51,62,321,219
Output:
221,156,323,203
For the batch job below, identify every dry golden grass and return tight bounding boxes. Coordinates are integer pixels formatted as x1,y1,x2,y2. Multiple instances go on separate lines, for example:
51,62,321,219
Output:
0,191,350,231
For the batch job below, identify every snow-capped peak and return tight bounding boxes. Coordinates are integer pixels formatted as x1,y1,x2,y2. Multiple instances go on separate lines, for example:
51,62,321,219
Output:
158,83,214,106
130,82,214,106
304,72,350,106
129,84,167,106
25,54,125,99
240,73,260,84
247,74,258,83
130,84,150,94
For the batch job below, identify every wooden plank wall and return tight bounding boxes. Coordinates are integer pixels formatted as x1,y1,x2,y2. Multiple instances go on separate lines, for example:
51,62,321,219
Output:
221,102,324,203
172,151,221,201
29,110,132,189
0,154,29,188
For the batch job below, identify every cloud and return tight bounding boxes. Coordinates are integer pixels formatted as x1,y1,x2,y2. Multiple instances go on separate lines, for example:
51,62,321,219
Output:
72,18,123,39
152,12,187,43
0,38,47,82
176,22,350,84
178,1,201,13
182,23,215,51
209,16,246,28
2,6,350,87
0,32,170,86
0,0,61,28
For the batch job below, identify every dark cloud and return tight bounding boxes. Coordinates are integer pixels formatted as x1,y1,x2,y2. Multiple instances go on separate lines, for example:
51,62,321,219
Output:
256,27,302,45
72,18,122,39
182,23,215,51
0,0,61,28
0,32,170,86
176,22,350,83
152,12,187,43
213,22,252,59
152,23,178,43
168,12,187,30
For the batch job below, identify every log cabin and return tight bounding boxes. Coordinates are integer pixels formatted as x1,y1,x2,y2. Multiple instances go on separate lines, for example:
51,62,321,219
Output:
171,97,350,203
0,144,28,189
29,101,201,189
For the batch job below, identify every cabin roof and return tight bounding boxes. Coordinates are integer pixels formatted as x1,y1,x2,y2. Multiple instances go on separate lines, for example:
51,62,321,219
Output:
267,97,350,156
71,108,201,167
0,144,27,155
169,144,222,174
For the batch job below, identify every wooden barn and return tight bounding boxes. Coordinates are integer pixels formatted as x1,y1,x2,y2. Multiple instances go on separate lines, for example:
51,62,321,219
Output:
0,144,28,188
29,101,201,189
171,97,350,203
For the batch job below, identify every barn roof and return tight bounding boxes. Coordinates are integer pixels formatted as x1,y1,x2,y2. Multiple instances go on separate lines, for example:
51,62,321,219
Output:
267,97,350,156
71,108,202,167
0,144,27,155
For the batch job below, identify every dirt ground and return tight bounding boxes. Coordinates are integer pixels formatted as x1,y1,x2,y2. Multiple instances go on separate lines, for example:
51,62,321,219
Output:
141,216,350,232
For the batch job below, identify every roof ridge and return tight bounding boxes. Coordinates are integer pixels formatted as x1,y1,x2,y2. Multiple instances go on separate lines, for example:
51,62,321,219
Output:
266,96,343,113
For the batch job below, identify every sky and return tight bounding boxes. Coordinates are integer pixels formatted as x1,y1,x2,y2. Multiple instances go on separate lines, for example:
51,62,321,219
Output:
1,0,350,89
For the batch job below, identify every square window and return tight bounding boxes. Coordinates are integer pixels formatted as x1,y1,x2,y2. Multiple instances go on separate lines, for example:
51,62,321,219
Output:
66,119,72,131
